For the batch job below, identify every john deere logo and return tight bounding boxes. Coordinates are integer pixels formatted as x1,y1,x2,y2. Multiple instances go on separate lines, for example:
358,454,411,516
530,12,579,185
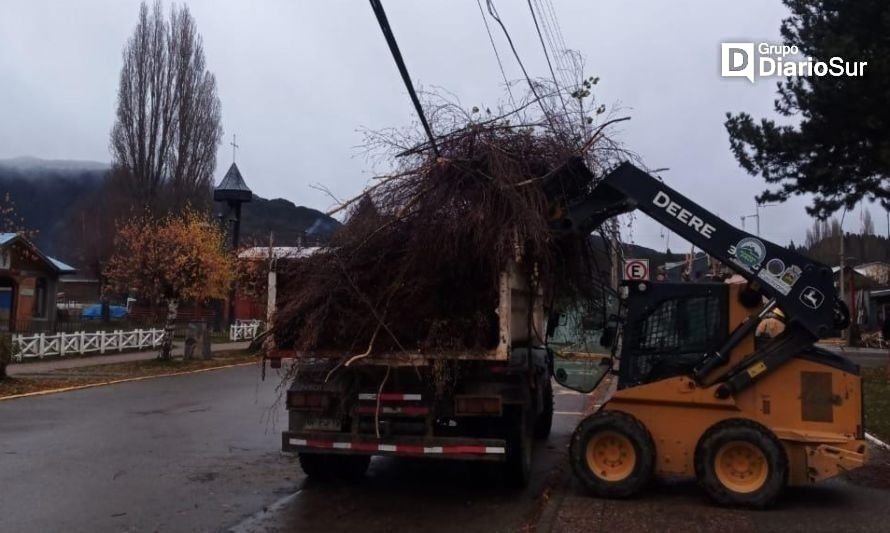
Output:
799,286,825,309
735,237,766,267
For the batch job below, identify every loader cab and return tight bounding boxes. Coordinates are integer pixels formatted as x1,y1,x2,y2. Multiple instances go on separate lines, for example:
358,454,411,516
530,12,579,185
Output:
551,281,729,393
618,281,728,389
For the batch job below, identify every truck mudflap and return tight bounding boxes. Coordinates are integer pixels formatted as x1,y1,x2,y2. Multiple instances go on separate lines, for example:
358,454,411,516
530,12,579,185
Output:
283,432,507,461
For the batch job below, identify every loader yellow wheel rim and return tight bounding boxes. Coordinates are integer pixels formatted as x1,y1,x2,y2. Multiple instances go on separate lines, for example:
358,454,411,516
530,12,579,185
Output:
714,441,768,493
586,430,636,481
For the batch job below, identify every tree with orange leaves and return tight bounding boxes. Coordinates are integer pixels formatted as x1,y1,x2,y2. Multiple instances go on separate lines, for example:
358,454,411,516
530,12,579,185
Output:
105,210,233,359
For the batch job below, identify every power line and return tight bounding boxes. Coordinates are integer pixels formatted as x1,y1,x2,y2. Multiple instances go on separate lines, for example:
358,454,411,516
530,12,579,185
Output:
475,0,516,108
368,0,439,157
541,0,575,89
542,0,570,63
526,0,569,117
532,0,572,89
485,0,560,135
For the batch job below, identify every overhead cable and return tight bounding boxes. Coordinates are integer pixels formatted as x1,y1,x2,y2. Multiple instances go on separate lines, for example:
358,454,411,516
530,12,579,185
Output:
368,0,440,157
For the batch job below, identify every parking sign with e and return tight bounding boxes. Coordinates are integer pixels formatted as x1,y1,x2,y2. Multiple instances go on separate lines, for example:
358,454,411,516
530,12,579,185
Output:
624,259,649,281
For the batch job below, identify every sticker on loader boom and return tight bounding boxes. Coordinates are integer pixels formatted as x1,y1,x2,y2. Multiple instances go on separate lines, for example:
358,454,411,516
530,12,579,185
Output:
757,261,802,296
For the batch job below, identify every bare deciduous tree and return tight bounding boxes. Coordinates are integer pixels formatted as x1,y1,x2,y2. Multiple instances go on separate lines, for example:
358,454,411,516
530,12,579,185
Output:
110,0,222,214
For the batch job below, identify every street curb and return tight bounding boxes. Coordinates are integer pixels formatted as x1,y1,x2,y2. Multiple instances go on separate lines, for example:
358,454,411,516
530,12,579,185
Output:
535,380,615,532
0,360,257,402
535,473,570,533
866,432,890,452
228,483,307,532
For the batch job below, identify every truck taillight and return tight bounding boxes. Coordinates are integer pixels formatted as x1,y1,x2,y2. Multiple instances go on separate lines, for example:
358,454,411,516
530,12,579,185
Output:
455,396,502,416
287,391,330,410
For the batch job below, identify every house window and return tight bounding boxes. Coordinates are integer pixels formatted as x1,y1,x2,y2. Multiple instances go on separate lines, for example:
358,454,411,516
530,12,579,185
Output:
33,278,47,318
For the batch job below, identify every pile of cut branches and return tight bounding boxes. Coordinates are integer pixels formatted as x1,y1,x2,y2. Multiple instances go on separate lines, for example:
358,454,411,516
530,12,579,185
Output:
274,92,626,358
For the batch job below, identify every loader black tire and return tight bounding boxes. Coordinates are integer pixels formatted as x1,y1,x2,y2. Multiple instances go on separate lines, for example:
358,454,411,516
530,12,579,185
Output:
535,378,554,440
695,419,787,508
298,453,371,481
570,410,654,499
504,406,533,488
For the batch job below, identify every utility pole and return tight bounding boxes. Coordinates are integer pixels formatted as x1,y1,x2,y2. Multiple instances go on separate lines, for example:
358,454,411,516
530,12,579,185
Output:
740,208,760,235
756,203,760,236
609,217,620,290
838,208,847,341
740,202,776,236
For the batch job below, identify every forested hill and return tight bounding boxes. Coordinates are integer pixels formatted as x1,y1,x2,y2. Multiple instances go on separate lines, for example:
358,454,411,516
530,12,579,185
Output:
0,157,107,254
587,234,684,274
790,233,890,266
0,157,340,261
226,197,341,246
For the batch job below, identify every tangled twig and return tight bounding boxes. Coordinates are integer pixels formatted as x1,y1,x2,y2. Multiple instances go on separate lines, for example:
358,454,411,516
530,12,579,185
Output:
274,83,625,369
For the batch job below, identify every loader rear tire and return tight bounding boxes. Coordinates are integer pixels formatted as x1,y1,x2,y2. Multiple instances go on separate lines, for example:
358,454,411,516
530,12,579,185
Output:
695,419,786,508
570,410,654,498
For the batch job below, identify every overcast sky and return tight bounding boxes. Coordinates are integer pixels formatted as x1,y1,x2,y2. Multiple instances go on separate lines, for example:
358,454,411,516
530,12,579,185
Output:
0,0,886,252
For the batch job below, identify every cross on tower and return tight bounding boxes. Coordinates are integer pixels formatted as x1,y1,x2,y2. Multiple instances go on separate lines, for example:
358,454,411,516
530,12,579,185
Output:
230,134,239,163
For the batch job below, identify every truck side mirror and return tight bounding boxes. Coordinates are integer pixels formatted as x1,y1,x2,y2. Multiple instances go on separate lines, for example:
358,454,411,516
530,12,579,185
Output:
551,353,610,393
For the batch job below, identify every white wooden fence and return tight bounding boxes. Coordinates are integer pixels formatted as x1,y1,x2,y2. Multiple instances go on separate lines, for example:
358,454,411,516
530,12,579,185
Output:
230,320,262,341
12,328,165,362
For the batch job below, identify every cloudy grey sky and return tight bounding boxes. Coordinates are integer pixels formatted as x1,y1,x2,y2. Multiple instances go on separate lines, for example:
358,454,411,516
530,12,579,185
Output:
0,0,885,252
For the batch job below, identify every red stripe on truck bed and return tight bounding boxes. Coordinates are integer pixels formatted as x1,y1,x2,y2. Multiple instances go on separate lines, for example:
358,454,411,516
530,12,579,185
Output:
288,437,505,456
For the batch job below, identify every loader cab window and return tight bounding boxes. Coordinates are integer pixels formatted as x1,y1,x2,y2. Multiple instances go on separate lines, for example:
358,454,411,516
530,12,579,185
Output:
636,296,719,353
620,283,726,388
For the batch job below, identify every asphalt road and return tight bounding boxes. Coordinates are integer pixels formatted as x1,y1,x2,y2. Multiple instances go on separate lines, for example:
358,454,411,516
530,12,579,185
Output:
230,385,589,533
821,345,889,369
0,364,296,533
550,446,890,533
4,363,888,533
0,365,588,533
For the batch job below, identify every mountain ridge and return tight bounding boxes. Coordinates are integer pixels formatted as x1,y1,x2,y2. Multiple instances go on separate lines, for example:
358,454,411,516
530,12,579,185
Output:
0,157,339,262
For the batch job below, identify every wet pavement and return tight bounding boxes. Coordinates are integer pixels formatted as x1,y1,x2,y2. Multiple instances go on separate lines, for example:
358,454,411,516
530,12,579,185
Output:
820,345,889,369
0,363,294,533
549,447,890,532
0,363,588,533
230,385,589,533
3,362,888,533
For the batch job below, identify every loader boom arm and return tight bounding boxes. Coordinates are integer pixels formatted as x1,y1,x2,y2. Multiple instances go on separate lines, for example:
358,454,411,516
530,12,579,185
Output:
557,161,840,340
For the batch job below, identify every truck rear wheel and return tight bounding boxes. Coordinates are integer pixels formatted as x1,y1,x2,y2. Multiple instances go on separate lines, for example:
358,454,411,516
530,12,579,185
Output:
695,419,786,508
504,407,533,487
570,411,654,498
298,453,371,481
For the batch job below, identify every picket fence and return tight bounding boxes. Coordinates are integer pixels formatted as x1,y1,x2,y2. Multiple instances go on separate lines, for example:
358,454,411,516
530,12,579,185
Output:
12,328,166,362
230,321,262,341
